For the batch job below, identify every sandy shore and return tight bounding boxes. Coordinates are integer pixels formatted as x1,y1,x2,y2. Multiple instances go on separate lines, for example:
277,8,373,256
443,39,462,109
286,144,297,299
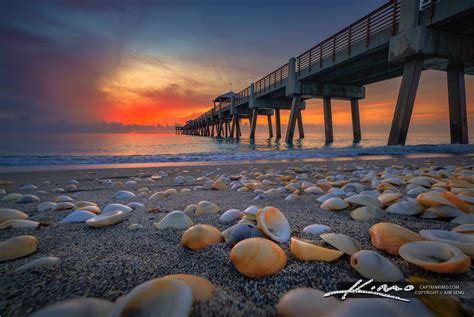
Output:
0,155,473,316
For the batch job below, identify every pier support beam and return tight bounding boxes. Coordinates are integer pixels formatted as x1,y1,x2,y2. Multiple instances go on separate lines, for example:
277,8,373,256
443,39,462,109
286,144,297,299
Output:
250,108,258,139
275,109,282,139
267,115,273,138
388,57,423,145
297,110,305,139
323,97,334,144
447,63,468,144
285,95,302,143
351,99,362,143
234,115,241,140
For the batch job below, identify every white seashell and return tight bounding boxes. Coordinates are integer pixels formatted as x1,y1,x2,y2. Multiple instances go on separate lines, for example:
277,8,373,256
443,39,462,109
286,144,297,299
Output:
0,208,28,222
451,214,474,225
350,250,404,282
0,235,38,262
303,224,331,235
385,200,425,215
155,211,193,230
54,202,74,211
219,209,243,223
407,187,428,196
317,193,338,203
128,223,144,231
103,203,132,214
452,224,474,235
329,188,346,196
17,256,60,271
113,190,136,200
344,194,382,208
184,204,197,213
420,206,465,219
37,202,57,212
350,206,384,221
304,187,324,194
2,193,21,201
52,188,65,194
149,191,167,200
321,198,348,211
61,210,97,223
54,195,73,203
127,202,145,209
285,193,298,201
320,233,361,255
31,297,114,317
20,184,37,191
86,210,125,228
342,182,364,193
420,229,474,258
256,206,290,243
195,201,220,215
17,194,40,203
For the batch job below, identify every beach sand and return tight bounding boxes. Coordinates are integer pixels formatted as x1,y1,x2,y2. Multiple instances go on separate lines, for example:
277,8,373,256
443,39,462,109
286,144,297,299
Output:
0,155,473,316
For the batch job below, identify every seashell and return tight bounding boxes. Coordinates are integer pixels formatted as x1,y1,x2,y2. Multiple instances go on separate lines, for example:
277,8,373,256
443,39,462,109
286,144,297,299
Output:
384,177,404,186
419,229,474,258
195,201,220,215
113,190,136,200
350,206,384,221
369,223,422,255
222,223,263,246
109,278,192,317
181,188,191,193
127,202,145,210
2,193,21,201
408,176,432,187
0,208,28,222
285,193,298,201
155,211,193,230
230,237,287,278
407,186,428,196
0,219,40,229
320,233,361,255
54,202,74,211
160,274,215,301
61,210,97,223
174,176,185,184
256,206,290,243
52,188,65,194
128,223,144,231
385,200,425,215
103,203,132,214
377,192,402,206
184,204,197,213
458,195,474,204
344,194,382,208
164,188,178,196
219,209,243,223
441,191,471,213
304,187,324,194
376,182,399,192
326,298,433,317
80,205,101,214
451,214,474,225
302,224,331,235
32,297,114,317
17,194,40,203
54,195,73,203
416,192,456,207
420,205,464,219
20,184,37,191
290,238,343,262
149,191,167,200
86,210,125,228
321,198,348,211
452,224,474,235
399,241,471,274
212,180,227,190
0,235,38,262
181,224,223,250
328,188,346,196
449,179,473,188
37,202,57,212
276,288,339,317
342,182,364,194
17,256,60,271
350,250,404,282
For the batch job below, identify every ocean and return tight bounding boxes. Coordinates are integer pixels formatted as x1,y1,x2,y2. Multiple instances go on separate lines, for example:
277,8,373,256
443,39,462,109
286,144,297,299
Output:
1,131,473,170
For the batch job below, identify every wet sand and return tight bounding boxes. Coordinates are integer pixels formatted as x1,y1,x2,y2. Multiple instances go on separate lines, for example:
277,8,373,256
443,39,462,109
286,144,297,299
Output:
0,155,473,316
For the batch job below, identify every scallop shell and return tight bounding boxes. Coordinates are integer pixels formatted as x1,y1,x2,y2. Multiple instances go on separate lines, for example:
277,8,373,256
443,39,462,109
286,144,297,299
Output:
37,202,57,212
321,198,348,211
420,206,464,219
113,190,136,200
452,224,474,235
416,192,456,207
419,229,474,258
290,238,343,262
302,224,331,235
103,203,132,214
369,223,422,255
155,211,193,230
61,210,97,223
399,241,471,274
320,233,361,255
276,288,339,317
86,210,125,228
350,206,384,221
195,201,220,215
31,298,114,317
385,200,425,215
109,278,192,317
230,237,287,278
0,219,40,229
181,224,223,250
222,223,263,246
0,235,38,262
160,274,215,301
0,208,28,222
219,209,243,223
344,194,382,208
256,206,290,243
17,256,60,271
350,250,404,282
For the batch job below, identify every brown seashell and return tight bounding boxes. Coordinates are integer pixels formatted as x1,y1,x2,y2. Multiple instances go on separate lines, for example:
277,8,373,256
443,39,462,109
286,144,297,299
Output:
290,238,343,262
181,225,223,250
0,235,38,262
441,191,471,213
369,223,423,255
230,237,286,278
416,192,456,208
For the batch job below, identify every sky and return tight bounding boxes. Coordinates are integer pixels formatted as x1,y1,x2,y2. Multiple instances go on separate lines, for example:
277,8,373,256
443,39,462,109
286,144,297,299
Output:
1,0,473,135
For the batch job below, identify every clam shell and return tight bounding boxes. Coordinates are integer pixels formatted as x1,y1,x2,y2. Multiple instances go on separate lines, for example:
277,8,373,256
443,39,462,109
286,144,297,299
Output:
350,250,404,282
222,223,263,246
320,233,361,255
155,211,193,230
385,200,425,215
17,256,60,271
399,241,471,274
113,190,136,200
256,206,290,243
344,194,382,208
350,206,384,221
110,278,192,317
243,205,259,220
219,209,243,223
0,219,40,229
37,202,57,212
128,223,144,231
420,229,474,258
61,210,97,223
212,180,227,190
0,235,38,262
304,187,324,194
103,203,132,214
160,274,214,301
230,237,287,278
181,225,223,250
441,191,471,213
377,192,402,206
195,201,220,215
290,238,343,262
2,193,21,202
416,192,456,207
320,198,348,211
302,224,331,235
369,223,422,255
86,210,125,228
420,205,464,219
73,201,97,209
184,204,197,213
32,298,114,317
452,224,474,235
0,208,28,222
451,214,474,225
54,202,74,211
276,288,338,317
54,195,73,203
17,194,40,203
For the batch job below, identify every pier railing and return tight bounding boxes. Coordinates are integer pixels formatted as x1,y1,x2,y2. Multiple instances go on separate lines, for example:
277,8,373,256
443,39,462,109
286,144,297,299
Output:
234,86,251,106
254,63,289,95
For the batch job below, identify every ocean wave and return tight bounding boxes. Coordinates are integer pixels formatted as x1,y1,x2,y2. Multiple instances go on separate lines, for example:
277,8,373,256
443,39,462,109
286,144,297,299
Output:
0,143,473,166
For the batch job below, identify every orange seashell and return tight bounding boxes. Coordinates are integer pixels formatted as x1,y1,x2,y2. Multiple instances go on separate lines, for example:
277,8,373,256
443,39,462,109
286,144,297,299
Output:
181,225,223,250
256,206,290,243
290,238,343,262
230,237,287,278
416,192,457,208
369,223,423,255
442,191,471,213
316,183,332,191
